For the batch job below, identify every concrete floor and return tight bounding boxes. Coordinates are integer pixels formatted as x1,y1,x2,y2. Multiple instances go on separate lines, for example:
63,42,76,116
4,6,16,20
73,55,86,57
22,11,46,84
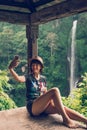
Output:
0,107,86,130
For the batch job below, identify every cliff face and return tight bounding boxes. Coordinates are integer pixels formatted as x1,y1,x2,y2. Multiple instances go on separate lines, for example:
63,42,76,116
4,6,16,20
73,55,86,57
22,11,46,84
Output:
0,107,86,130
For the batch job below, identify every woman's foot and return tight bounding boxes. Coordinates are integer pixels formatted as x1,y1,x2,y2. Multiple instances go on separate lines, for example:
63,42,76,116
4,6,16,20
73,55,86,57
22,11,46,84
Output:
63,119,79,128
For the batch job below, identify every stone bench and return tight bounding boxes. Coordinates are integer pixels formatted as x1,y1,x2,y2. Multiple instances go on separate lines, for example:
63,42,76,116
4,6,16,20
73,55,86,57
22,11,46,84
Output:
0,107,86,130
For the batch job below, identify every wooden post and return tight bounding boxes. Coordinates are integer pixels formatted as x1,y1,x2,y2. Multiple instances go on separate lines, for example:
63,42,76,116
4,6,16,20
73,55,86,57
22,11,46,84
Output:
31,25,38,58
26,22,39,73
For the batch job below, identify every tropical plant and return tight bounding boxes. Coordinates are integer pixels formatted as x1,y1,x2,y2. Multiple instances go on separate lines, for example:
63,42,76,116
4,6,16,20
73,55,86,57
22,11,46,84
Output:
62,72,87,117
0,70,16,110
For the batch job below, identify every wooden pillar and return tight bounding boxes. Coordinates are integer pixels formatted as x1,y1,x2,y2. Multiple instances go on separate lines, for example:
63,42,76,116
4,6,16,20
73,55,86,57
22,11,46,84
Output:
32,25,38,58
26,22,39,73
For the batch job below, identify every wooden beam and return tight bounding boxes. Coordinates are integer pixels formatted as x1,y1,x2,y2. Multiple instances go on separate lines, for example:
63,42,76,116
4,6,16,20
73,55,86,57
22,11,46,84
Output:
0,0,87,25
26,23,39,72
31,0,87,25
26,24,32,73
26,0,36,12
26,24,38,57
0,11,30,25
34,0,54,7
32,25,38,58
0,0,27,8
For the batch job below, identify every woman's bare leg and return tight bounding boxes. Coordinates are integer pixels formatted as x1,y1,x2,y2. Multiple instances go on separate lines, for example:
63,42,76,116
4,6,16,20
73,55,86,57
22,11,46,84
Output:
64,106,87,124
44,101,87,126
45,100,87,124
32,87,79,128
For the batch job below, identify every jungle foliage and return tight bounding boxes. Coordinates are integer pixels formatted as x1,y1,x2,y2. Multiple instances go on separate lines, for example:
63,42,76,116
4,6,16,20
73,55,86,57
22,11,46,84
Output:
0,70,16,110
62,73,87,117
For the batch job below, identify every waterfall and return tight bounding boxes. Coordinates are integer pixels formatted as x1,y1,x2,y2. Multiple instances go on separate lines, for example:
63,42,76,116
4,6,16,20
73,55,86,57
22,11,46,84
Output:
70,20,77,92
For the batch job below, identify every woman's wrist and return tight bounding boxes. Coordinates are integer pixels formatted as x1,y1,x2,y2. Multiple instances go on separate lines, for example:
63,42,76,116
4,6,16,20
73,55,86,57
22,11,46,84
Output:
8,66,13,70
8,65,15,70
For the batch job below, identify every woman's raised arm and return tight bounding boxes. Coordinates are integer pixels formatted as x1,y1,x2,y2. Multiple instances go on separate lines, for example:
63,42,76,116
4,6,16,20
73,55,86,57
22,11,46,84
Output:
8,55,26,83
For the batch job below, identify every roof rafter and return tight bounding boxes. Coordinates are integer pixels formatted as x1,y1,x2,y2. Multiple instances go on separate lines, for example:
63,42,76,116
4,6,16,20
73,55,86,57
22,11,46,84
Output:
26,0,36,12
0,10,29,25
31,0,87,25
34,0,54,7
0,0,87,25
0,0,27,8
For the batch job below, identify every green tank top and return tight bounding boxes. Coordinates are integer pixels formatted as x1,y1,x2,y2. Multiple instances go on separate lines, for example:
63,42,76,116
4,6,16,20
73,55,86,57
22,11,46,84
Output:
25,74,46,101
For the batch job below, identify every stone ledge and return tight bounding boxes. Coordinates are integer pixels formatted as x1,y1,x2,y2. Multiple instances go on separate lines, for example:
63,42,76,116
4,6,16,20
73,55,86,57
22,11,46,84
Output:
0,107,86,130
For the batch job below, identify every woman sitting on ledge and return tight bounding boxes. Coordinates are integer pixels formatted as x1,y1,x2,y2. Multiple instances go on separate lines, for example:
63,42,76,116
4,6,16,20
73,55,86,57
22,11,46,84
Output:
8,56,87,128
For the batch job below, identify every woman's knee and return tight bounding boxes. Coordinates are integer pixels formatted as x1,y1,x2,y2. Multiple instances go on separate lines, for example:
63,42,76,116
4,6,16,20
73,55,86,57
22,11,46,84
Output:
51,87,60,94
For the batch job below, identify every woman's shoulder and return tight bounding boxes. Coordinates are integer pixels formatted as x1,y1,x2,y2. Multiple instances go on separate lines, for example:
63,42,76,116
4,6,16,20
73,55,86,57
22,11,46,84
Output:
40,75,46,79
40,75,46,81
24,73,33,80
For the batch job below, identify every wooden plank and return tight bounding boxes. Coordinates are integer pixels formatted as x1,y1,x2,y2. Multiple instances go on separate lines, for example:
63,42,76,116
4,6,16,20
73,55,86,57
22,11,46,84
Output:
0,5,30,13
31,0,87,25
34,0,54,7
0,11,30,25
0,0,27,8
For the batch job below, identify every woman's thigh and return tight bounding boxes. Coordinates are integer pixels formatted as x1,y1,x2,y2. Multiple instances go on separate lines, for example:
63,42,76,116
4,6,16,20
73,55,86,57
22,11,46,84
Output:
44,100,59,114
32,88,57,115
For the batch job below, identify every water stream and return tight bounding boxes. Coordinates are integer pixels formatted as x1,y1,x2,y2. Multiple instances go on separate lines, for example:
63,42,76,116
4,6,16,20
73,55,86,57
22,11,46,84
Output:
70,20,77,92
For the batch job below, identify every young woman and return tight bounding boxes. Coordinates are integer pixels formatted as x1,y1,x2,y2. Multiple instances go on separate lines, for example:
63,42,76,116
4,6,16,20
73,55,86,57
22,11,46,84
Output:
8,56,87,128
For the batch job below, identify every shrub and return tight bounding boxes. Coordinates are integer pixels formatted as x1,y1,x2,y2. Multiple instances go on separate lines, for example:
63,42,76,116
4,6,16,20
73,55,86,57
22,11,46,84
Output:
0,70,17,110
62,72,87,117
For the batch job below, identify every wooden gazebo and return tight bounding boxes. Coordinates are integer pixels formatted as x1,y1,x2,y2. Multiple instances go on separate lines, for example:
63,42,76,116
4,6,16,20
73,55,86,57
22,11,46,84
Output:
0,1,87,130
0,0,87,63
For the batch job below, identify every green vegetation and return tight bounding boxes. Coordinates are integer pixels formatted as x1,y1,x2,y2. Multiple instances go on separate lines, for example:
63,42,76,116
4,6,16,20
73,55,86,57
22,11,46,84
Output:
62,73,87,117
0,70,16,110
0,12,87,116
10,83,26,107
